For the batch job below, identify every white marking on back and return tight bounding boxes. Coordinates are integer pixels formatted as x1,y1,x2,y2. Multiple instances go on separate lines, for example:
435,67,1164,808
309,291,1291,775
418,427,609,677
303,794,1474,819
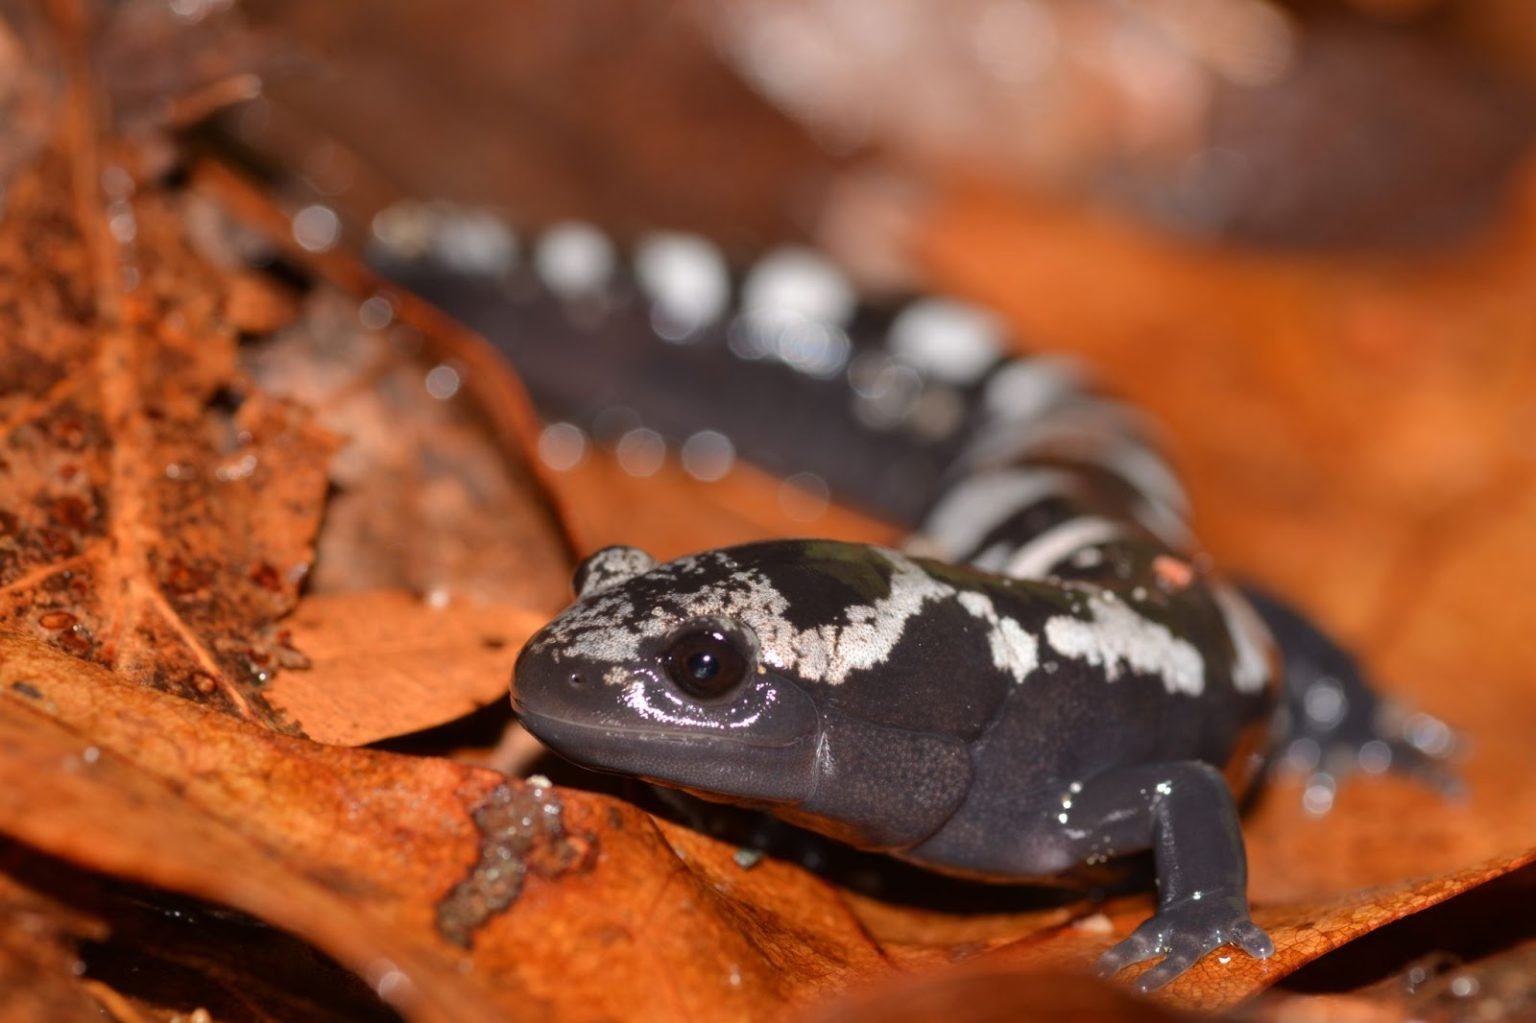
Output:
767,550,954,683
1099,437,1189,512
956,591,1039,682
430,209,518,275
917,467,1076,561
972,396,1130,458
742,247,856,327
1131,496,1193,549
1004,516,1126,580
1045,592,1205,696
634,231,730,327
1212,584,1274,694
536,221,616,297
888,299,1004,384
980,357,1084,425
971,542,1012,573
969,396,1189,517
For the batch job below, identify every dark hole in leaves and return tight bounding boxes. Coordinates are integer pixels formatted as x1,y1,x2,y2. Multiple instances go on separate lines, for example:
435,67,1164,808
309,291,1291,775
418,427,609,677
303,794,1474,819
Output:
205,385,246,417
370,697,518,759
0,839,405,1023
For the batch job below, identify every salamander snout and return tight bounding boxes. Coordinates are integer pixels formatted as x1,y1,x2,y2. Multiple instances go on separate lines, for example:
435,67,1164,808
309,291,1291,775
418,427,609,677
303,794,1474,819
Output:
509,629,567,718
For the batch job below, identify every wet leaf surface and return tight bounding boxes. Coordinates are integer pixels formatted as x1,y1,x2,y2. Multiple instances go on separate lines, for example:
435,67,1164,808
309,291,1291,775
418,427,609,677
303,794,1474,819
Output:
0,135,336,731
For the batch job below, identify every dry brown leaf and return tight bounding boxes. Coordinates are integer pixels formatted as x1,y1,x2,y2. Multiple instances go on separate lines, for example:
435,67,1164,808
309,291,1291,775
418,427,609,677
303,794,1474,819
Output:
836,849,1536,1011
0,5,572,747
180,161,579,742
1294,935,1536,1023
801,968,1196,1023
1149,852,1534,1009
548,447,903,562
0,632,512,1023
271,591,546,745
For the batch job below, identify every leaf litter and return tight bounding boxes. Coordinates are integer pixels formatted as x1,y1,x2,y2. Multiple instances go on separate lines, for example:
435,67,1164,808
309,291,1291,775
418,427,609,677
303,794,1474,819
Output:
0,2,1534,1020
0,128,336,730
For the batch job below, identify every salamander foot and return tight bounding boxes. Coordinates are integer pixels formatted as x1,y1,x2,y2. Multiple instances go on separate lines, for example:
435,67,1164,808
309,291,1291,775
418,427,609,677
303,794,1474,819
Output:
1097,892,1273,992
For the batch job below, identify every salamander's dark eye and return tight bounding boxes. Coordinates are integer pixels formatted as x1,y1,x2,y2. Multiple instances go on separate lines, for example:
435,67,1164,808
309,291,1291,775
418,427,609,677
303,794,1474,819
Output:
661,618,753,699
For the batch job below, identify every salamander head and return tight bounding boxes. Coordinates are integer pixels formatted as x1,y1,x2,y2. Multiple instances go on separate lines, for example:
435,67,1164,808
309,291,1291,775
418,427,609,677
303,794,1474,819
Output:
517,539,1015,850
512,542,855,804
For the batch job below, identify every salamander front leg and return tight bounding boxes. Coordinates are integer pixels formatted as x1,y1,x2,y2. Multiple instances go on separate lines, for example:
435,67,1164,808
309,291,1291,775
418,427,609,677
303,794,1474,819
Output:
1061,761,1272,991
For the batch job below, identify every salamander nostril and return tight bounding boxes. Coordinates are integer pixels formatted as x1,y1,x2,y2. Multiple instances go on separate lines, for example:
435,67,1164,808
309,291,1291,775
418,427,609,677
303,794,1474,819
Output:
568,671,585,688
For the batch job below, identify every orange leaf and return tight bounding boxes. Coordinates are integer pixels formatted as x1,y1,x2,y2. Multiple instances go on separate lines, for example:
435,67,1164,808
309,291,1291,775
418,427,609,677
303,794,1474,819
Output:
0,135,335,731
270,591,546,744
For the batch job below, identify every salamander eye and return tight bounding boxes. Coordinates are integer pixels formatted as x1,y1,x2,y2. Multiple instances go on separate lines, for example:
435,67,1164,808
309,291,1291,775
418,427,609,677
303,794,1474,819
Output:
661,618,754,699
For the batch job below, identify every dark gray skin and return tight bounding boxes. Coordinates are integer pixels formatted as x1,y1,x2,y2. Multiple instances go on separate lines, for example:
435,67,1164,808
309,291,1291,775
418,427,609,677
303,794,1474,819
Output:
514,538,1280,990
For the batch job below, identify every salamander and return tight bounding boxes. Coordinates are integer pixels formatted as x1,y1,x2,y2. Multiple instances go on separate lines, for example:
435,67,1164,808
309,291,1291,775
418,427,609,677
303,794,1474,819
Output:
369,206,1454,990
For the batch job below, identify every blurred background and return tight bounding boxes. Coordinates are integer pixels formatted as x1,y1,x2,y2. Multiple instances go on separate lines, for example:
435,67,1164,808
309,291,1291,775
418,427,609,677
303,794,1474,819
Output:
88,0,1536,271
65,0,1536,578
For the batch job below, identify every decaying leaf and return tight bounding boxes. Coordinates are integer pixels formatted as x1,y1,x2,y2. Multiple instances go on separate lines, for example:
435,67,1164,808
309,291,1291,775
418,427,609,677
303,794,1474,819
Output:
182,162,580,741
0,4,573,745
234,281,573,611
0,133,335,732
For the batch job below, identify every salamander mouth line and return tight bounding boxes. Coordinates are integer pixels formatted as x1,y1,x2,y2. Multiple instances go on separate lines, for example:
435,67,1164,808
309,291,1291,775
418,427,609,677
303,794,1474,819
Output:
514,707,815,750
